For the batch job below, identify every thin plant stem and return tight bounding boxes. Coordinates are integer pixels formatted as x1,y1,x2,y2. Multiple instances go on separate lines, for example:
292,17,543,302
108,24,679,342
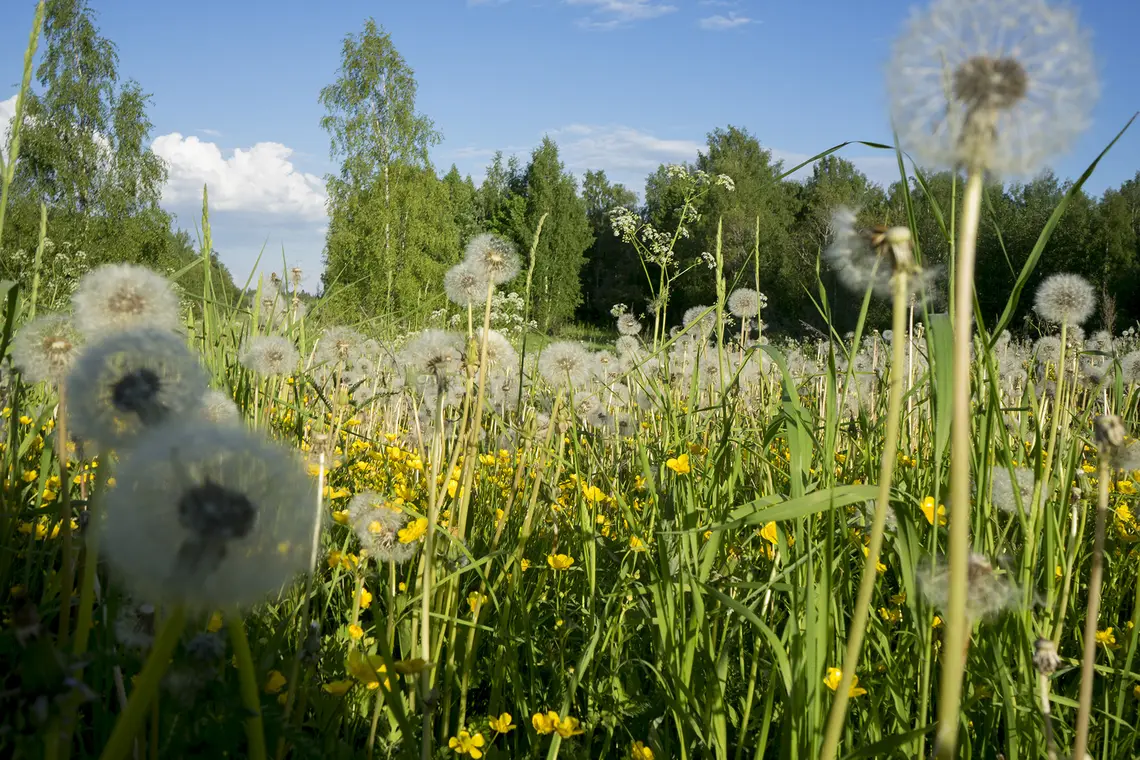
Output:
819,270,909,760
1072,451,1111,758
98,606,186,760
936,167,984,760
229,616,268,760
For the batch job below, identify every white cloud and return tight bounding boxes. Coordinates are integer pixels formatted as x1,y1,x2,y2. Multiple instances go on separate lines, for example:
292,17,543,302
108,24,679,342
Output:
698,12,754,30
152,133,327,220
196,128,222,137
566,0,677,29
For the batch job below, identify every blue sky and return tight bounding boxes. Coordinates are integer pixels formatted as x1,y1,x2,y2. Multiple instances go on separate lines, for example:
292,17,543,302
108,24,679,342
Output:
2,0,1138,291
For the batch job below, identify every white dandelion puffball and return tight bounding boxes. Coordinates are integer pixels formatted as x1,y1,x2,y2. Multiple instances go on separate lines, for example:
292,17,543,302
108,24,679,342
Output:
347,491,419,564
464,233,521,286
100,420,317,611
888,0,1097,177
444,261,492,308
919,552,1020,621
11,313,82,384
199,389,242,426
315,326,365,368
537,340,592,389
990,465,1036,515
616,313,642,336
72,263,182,337
66,328,210,449
727,288,763,319
239,336,300,377
1034,272,1096,326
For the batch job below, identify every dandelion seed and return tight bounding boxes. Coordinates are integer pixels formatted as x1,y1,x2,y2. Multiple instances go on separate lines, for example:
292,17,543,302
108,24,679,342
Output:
113,602,156,652
99,419,316,611
66,328,209,449
888,0,1097,176
240,336,300,377
918,552,1020,622
824,208,930,300
465,233,521,285
1123,351,1140,385
11,314,82,384
1034,273,1096,326
615,335,642,358
444,261,491,307
347,492,418,563
72,264,182,336
990,465,1036,515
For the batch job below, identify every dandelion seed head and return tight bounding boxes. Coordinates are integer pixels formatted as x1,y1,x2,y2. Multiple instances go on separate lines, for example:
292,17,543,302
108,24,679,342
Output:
444,261,491,307
990,465,1036,515
240,336,300,377
11,314,82,384
465,233,521,285
888,0,1098,176
99,419,316,611
1122,351,1140,385
66,328,209,449
1034,272,1096,326
615,335,642,358
401,329,465,379
72,264,182,337
616,313,642,336
347,491,418,563
727,288,764,319
919,552,1020,622
113,602,156,653
315,327,365,368
199,389,241,426
538,341,592,389
475,328,517,370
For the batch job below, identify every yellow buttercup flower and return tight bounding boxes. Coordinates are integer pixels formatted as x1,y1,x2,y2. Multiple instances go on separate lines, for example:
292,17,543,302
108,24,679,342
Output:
920,496,947,526
467,591,487,613
347,624,364,640
448,730,486,757
666,453,690,475
547,553,574,571
631,740,655,760
358,586,373,609
346,650,390,690
759,521,779,546
263,670,287,694
554,716,584,738
1096,628,1117,648
488,712,516,734
532,711,560,735
630,535,647,552
322,680,354,696
398,518,428,544
861,545,886,573
823,667,867,697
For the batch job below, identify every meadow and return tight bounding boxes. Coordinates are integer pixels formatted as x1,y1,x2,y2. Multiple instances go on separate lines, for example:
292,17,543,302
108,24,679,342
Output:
3,0,1140,759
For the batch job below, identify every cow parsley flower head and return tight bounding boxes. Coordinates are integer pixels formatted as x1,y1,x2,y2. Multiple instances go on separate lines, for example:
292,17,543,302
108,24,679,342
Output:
465,233,521,285
72,264,182,337
99,419,317,611
1034,272,1096,326
888,0,1098,176
444,261,491,307
240,336,300,377
11,313,82,384
538,341,592,389
66,328,210,449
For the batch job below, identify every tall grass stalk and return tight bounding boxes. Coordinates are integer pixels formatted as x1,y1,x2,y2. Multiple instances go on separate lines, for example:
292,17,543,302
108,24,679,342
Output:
819,266,910,760
937,167,984,760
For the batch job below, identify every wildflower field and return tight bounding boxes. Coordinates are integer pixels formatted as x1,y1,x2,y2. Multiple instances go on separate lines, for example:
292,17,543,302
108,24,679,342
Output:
2,0,1140,759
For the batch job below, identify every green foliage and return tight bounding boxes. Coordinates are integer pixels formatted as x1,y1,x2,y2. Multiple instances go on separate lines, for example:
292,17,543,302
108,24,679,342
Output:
578,169,639,323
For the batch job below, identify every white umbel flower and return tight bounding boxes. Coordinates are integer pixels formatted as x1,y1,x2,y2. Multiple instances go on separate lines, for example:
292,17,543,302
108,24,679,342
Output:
888,0,1097,177
72,264,182,337
99,420,317,611
66,328,210,449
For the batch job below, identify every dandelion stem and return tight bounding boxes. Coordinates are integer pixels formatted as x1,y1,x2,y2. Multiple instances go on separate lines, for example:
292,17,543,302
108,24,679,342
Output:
1072,450,1111,758
937,167,984,760
819,269,909,760
98,606,186,760
228,615,268,760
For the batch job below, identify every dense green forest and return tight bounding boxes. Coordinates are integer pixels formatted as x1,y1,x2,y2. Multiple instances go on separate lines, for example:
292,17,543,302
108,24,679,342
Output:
5,3,1139,335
